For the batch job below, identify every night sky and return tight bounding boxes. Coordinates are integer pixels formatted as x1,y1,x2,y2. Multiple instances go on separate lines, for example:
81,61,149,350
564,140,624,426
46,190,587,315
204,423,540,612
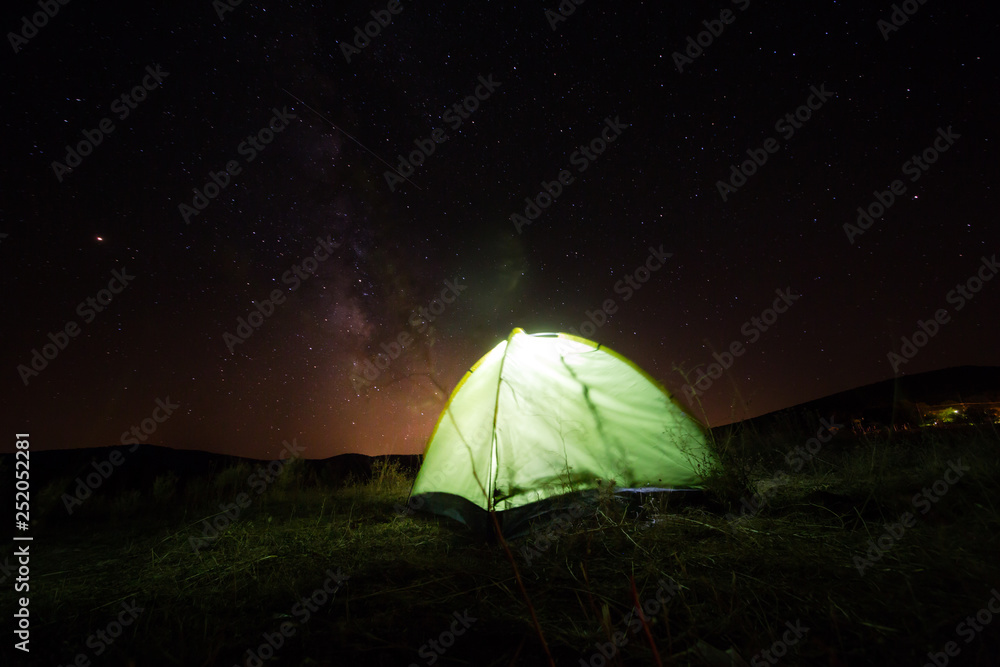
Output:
2,1,997,459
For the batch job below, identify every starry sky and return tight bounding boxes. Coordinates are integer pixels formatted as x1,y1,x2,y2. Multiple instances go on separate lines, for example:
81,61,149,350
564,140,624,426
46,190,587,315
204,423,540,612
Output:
2,1,997,459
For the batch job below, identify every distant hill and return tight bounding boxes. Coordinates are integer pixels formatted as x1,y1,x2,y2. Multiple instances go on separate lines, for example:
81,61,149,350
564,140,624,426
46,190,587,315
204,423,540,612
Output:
7,366,998,507
2,444,421,507
735,365,1000,433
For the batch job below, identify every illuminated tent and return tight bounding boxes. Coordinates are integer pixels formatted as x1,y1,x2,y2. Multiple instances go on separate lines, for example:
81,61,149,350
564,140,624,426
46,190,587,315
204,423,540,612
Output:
408,328,716,533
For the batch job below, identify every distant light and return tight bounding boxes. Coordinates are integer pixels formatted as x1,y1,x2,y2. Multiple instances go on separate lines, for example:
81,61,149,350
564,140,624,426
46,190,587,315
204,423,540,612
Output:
96,236,104,242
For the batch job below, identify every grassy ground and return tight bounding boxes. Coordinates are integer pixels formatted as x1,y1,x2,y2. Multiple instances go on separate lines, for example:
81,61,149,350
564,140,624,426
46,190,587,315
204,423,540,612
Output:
4,418,1000,666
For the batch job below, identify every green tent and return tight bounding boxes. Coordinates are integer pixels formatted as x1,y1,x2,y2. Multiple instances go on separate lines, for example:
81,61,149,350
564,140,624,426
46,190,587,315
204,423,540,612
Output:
409,329,716,532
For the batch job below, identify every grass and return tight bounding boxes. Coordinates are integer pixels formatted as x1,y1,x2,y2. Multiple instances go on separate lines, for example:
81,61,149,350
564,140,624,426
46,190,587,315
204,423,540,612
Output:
4,418,1000,666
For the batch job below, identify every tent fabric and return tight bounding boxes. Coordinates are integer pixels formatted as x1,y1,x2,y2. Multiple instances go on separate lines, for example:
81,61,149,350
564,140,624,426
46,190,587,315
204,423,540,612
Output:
409,328,716,528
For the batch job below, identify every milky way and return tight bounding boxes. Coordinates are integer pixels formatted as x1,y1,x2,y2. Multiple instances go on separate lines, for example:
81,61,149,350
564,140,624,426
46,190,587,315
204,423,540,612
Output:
3,1,997,458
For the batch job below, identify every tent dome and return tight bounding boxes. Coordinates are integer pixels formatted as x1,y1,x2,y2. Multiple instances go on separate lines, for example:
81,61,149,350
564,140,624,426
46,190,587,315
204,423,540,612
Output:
409,328,716,530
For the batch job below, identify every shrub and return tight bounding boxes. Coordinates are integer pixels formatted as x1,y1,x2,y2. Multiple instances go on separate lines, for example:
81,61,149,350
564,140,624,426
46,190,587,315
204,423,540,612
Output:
368,458,411,495
214,462,250,496
152,471,179,504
